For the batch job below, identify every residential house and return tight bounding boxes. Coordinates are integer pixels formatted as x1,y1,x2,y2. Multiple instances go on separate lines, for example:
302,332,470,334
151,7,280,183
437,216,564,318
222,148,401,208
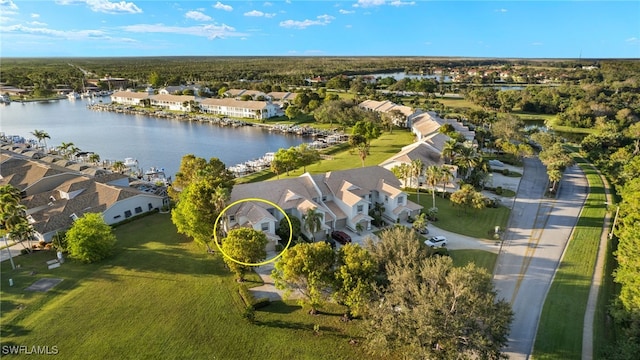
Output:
199,98,278,120
411,111,475,142
150,94,195,111
226,167,422,250
159,85,206,95
223,89,268,100
1,150,165,242
110,90,149,106
358,99,423,128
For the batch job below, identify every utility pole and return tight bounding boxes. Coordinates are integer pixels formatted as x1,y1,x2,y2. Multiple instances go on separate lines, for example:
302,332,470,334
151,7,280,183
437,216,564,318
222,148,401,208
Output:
609,206,620,240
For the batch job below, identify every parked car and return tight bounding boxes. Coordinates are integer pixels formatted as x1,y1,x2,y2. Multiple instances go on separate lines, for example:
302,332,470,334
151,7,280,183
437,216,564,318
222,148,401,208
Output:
415,226,429,235
424,235,448,248
331,231,352,245
323,237,337,249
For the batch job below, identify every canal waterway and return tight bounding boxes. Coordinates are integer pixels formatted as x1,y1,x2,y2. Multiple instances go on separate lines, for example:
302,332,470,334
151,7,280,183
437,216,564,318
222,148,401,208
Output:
0,98,306,178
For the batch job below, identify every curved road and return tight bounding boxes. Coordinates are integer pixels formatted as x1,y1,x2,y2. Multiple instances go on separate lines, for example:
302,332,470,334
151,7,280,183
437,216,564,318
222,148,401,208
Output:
493,157,588,359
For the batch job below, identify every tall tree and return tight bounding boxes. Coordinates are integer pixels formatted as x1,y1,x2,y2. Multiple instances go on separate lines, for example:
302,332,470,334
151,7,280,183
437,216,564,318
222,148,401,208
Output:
333,243,377,318
450,184,487,213
411,158,424,191
272,242,335,314
66,213,117,263
425,165,441,210
364,255,513,359
30,129,50,151
297,143,321,172
439,166,454,198
442,139,460,164
221,228,268,281
303,208,323,240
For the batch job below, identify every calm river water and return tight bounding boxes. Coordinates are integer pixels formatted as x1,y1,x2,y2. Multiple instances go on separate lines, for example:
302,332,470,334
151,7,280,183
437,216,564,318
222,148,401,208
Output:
0,98,305,178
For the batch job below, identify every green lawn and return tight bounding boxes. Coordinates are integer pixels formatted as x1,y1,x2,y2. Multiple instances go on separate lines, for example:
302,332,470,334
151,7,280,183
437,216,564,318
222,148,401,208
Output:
408,192,510,240
0,214,365,359
449,249,497,274
533,157,608,360
237,130,416,183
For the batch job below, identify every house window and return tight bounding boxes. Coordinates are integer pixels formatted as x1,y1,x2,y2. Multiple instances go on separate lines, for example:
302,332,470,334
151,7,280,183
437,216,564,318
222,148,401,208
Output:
229,215,235,222
113,215,121,220
322,195,327,201
397,196,404,205
357,205,364,213
135,206,143,214
261,222,269,231
124,210,132,218
148,203,153,210
385,195,389,202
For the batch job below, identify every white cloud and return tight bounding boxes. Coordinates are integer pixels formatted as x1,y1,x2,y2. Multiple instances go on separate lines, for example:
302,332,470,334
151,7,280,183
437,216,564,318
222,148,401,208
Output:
280,14,334,29
353,0,385,8
0,23,137,43
185,10,211,22
495,8,508,13
345,24,352,28
213,1,232,12
389,1,415,6
263,2,272,6
31,13,40,18
531,42,543,46
244,10,275,18
56,0,142,14
0,0,18,10
121,23,246,40
339,9,354,14
29,21,48,26
625,37,638,42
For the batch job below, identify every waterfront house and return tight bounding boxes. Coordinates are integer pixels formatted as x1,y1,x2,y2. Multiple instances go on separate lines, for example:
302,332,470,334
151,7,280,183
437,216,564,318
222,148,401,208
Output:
199,98,278,120
226,166,422,250
150,94,195,111
111,90,150,106
1,150,165,242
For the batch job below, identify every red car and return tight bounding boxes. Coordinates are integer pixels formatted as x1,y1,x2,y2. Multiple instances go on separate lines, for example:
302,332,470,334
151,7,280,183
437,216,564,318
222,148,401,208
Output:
331,231,352,245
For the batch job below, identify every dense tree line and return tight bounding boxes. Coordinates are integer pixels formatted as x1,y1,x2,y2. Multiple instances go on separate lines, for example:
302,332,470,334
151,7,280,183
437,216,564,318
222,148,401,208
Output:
578,121,640,359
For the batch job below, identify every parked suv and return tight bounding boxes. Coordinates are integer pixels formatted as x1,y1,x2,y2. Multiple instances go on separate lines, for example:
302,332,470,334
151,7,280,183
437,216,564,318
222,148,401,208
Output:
424,235,448,248
331,231,352,245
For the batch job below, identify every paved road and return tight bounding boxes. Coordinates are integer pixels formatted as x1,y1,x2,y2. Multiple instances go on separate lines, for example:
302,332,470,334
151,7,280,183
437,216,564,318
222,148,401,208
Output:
493,158,588,359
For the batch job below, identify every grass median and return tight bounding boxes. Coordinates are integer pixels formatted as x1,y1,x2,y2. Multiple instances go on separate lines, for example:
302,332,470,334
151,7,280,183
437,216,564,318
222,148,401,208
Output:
533,157,607,360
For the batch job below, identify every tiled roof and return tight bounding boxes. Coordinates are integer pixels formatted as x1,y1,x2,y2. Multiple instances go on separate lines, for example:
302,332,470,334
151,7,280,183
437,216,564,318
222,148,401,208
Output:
151,94,195,103
379,141,443,168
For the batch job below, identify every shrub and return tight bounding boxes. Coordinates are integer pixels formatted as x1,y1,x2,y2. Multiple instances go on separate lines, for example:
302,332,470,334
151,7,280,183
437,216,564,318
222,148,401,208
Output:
238,283,256,307
275,243,284,252
502,168,510,176
242,306,256,323
495,186,503,195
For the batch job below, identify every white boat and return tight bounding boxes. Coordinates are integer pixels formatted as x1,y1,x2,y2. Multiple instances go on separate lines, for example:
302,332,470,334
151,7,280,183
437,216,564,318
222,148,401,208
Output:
67,91,80,100
144,167,170,185
0,94,10,105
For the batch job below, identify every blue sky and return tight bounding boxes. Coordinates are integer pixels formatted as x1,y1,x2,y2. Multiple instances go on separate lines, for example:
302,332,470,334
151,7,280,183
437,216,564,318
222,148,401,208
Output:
1,0,638,58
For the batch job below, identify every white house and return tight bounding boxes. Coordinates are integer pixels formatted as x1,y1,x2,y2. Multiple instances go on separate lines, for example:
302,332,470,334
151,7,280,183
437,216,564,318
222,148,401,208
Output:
110,90,149,106
199,98,278,120
358,99,423,128
1,151,166,243
226,167,422,247
150,94,195,111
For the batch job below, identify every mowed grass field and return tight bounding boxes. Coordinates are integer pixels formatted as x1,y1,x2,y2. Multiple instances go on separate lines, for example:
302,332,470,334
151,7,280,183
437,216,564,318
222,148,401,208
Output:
0,214,365,360
407,192,511,240
533,158,607,360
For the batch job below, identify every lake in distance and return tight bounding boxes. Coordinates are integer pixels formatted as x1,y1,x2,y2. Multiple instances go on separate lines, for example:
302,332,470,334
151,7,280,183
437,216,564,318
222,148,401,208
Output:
0,98,306,178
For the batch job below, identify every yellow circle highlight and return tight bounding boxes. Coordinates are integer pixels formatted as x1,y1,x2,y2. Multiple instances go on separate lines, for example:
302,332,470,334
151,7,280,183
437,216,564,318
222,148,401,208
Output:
213,197,293,267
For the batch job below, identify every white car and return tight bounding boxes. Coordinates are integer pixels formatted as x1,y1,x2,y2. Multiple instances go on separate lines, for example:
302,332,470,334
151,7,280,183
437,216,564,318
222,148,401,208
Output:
425,235,448,248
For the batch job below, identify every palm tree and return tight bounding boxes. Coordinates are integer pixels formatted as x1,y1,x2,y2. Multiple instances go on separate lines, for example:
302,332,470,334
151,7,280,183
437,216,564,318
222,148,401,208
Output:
112,161,126,173
88,153,100,165
303,208,323,241
391,164,411,188
9,220,35,253
442,139,460,164
59,142,74,158
548,168,563,192
30,129,50,151
412,212,428,233
425,165,441,210
439,166,454,198
455,146,480,179
411,158,424,190
411,159,424,204
68,145,80,160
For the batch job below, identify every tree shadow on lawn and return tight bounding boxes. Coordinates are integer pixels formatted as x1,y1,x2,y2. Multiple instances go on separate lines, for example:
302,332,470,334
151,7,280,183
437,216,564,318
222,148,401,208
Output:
0,323,31,338
255,319,347,338
109,247,227,277
257,301,301,314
